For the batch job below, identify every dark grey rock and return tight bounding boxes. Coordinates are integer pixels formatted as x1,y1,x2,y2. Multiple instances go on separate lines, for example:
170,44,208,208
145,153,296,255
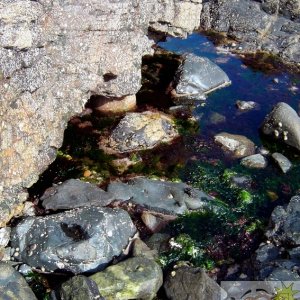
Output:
107,177,214,215
145,233,171,255
261,102,300,151
255,243,280,263
59,275,104,300
90,257,163,299
241,154,268,169
0,262,37,300
173,54,230,103
214,132,255,158
41,179,115,211
11,206,136,273
266,267,300,281
164,266,226,300
272,152,292,173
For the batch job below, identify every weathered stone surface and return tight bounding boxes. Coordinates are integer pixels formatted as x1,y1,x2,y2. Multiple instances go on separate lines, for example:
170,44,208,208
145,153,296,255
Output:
41,179,115,211
164,266,226,300
0,262,37,300
241,154,268,169
0,227,10,248
101,112,179,153
201,0,300,63
108,177,214,215
272,152,292,173
214,132,255,158
172,54,231,103
261,102,300,151
0,0,202,226
59,275,104,300
11,206,136,273
90,257,163,300
236,100,258,111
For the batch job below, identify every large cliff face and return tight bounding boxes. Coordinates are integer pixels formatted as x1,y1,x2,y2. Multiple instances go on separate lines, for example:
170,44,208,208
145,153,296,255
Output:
0,0,202,226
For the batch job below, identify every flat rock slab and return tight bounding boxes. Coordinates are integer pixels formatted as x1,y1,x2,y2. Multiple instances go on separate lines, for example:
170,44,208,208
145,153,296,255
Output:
174,54,230,102
102,111,179,153
11,207,136,273
241,154,267,169
90,257,163,300
0,262,37,300
164,266,226,300
107,177,214,215
272,152,292,173
261,102,300,151
214,132,255,158
41,179,115,211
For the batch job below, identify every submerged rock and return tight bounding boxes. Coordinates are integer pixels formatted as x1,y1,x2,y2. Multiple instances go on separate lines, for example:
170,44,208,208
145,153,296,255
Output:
236,100,258,111
107,177,214,215
214,132,255,158
41,179,115,211
11,206,136,273
164,266,226,300
261,102,300,151
172,54,231,103
272,152,292,173
241,154,267,169
0,262,37,300
101,111,179,153
90,257,163,300
59,275,104,300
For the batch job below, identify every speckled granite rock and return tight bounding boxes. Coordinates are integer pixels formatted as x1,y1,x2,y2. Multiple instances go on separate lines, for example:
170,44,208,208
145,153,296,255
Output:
0,0,202,226
0,262,37,300
11,206,136,273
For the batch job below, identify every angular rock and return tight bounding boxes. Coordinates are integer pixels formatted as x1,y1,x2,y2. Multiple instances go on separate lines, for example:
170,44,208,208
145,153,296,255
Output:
101,111,179,153
272,152,292,173
145,233,171,254
214,132,255,158
59,275,104,300
41,179,115,211
107,177,214,215
0,262,37,300
236,100,257,111
164,266,226,300
90,257,163,300
255,243,280,264
0,227,11,248
241,154,268,169
266,267,300,281
131,238,158,260
261,102,300,151
11,206,136,273
172,54,231,103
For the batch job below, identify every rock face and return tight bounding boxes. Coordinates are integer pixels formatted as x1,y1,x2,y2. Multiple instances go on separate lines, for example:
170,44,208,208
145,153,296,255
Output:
11,206,136,273
164,266,226,300
90,257,163,300
41,179,115,211
214,132,255,158
0,0,202,226
0,262,37,300
261,102,300,151
102,111,179,153
201,0,300,63
108,177,214,215
173,54,230,103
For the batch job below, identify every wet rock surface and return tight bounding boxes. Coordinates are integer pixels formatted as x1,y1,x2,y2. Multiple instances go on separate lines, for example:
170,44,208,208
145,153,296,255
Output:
272,152,292,173
0,262,37,300
214,132,255,158
41,179,114,211
164,266,226,300
201,0,300,63
108,177,214,215
90,257,163,300
11,206,136,273
173,54,231,103
261,102,300,151
102,111,179,153
241,154,268,169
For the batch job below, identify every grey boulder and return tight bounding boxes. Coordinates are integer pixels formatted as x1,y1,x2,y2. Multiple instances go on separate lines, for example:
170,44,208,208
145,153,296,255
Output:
261,102,300,151
41,179,115,210
11,206,136,273
0,262,37,300
241,154,268,169
164,266,226,300
272,152,292,173
173,54,230,103
107,177,214,215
